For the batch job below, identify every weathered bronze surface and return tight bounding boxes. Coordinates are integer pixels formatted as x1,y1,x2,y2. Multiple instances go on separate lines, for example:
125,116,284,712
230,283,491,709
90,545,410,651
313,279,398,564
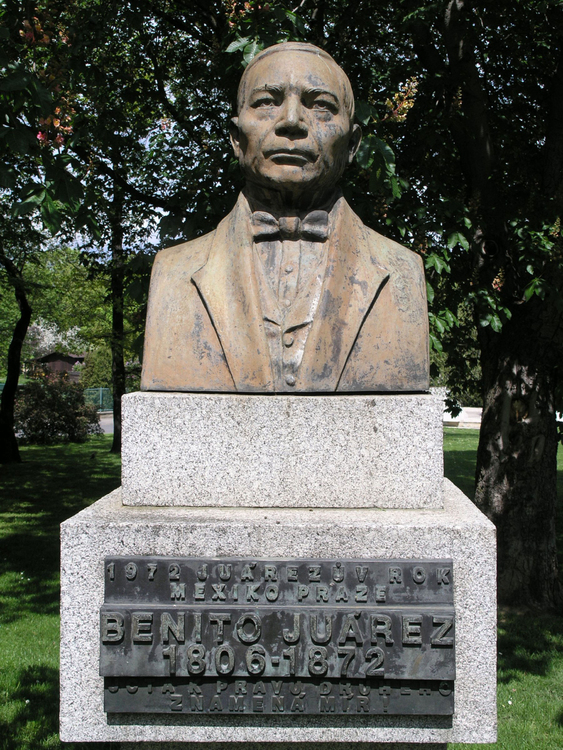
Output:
100,556,455,715
104,677,454,715
141,43,429,393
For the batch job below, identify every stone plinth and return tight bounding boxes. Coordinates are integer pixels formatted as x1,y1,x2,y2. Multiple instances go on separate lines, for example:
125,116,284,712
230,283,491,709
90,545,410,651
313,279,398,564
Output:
121,392,444,509
60,480,496,745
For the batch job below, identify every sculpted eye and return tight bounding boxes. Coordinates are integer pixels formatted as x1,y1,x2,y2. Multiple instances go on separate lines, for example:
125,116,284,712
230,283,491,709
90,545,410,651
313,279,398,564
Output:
310,99,338,114
252,96,277,108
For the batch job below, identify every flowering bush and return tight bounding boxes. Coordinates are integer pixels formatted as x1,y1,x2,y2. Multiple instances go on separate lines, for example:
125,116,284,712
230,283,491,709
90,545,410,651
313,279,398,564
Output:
15,372,101,444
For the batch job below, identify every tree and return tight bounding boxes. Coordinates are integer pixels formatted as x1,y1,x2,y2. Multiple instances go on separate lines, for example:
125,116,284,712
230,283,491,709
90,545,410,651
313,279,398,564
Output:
392,0,563,608
4,0,560,605
0,211,42,462
146,0,562,607
0,1,92,462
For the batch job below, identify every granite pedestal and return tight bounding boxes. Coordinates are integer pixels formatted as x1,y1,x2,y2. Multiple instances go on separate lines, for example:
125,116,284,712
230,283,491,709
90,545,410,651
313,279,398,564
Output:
121,393,444,509
60,393,496,747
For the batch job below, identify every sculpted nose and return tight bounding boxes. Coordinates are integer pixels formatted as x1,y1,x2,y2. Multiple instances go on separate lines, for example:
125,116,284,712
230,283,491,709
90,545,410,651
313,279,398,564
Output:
275,96,308,137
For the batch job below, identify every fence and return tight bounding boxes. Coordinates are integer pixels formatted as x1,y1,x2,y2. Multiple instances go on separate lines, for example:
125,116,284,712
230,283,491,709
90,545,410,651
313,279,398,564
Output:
84,387,113,412
0,383,113,413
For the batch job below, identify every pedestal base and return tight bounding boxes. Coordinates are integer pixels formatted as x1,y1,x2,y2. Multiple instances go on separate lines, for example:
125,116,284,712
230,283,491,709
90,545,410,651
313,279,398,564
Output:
60,480,496,745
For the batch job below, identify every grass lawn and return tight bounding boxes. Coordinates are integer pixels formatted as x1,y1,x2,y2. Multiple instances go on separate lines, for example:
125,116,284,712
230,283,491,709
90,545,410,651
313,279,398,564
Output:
0,436,120,750
443,428,563,750
0,429,562,748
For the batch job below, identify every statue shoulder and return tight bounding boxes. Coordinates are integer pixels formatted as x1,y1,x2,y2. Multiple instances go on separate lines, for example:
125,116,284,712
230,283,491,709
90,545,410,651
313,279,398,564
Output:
151,230,216,277
363,224,425,279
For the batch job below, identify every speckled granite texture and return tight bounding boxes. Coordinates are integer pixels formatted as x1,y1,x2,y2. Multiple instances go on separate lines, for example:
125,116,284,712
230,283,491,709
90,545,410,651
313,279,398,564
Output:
121,392,444,509
60,481,496,744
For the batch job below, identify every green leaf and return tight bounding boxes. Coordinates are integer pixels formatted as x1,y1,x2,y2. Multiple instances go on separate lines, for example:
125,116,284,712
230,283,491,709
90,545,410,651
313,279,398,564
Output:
425,254,447,274
226,37,250,54
40,194,62,234
13,201,33,217
243,40,263,66
457,233,469,251
373,138,395,166
433,317,445,334
3,126,37,154
54,174,84,206
523,278,545,302
356,138,375,169
429,333,443,353
442,309,457,327
447,232,467,249
426,282,435,304
19,184,46,206
489,314,502,333
75,205,101,240
285,10,307,33
0,71,30,92
355,100,374,126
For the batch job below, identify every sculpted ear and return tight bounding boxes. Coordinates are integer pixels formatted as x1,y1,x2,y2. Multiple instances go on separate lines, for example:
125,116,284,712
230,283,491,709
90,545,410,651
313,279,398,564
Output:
230,117,242,159
348,124,362,164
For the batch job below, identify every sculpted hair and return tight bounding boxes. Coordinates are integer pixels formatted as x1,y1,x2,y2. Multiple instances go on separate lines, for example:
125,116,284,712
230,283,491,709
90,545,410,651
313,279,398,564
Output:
237,42,355,123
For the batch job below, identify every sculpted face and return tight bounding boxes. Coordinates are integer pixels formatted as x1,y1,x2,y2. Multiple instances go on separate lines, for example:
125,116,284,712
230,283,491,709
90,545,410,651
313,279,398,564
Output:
230,48,361,208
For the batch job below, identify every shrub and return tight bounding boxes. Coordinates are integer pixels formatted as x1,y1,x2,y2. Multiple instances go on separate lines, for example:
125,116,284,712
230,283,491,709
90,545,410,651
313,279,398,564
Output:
77,346,112,388
15,372,102,444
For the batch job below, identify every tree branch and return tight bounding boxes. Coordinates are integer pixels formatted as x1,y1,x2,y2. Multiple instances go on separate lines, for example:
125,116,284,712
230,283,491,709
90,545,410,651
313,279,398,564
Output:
144,1,207,42
142,36,226,142
144,42,193,129
71,145,184,211
145,0,225,43
440,0,494,199
310,0,326,45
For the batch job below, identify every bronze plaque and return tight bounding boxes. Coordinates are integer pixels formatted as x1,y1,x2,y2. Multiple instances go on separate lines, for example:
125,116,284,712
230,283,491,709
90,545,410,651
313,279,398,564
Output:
101,557,455,715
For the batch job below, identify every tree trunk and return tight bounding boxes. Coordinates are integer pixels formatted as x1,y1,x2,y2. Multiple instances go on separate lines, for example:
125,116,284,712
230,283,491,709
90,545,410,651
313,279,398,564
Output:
475,299,563,610
109,182,126,454
0,256,32,464
427,0,563,610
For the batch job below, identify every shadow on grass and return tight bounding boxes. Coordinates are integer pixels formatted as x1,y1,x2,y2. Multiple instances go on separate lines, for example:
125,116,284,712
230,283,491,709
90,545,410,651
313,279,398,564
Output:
1,664,119,750
498,608,563,683
0,436,120,624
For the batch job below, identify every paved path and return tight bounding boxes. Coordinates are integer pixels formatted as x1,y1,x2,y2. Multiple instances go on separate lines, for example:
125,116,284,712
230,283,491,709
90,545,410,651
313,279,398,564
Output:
99,413,114,434
443,406,482,429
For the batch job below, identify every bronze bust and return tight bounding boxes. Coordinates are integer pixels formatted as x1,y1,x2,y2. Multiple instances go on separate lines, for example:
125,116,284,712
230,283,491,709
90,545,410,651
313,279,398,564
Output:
141,42,429,393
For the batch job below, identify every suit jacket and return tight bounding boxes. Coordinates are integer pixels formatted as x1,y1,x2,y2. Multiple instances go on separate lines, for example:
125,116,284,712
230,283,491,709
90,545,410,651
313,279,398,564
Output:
141,193,429,392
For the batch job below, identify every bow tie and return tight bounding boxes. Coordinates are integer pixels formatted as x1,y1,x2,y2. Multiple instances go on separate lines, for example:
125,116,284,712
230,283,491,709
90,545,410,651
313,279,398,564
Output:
251,210,329,242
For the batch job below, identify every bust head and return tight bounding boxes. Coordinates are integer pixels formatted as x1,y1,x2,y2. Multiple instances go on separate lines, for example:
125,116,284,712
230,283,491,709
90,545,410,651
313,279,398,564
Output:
230,42,362,211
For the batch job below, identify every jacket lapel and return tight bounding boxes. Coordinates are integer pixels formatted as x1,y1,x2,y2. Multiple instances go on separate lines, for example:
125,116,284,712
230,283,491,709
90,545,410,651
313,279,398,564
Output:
191,194,274,391
299,199,390,391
